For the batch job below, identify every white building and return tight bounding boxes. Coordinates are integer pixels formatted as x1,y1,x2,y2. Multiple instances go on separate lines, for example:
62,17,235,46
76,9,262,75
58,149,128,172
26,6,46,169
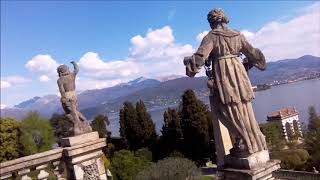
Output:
267,107,302,141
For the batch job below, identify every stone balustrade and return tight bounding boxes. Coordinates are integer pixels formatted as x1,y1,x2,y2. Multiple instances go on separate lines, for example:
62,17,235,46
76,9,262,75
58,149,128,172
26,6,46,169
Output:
0,148,63,180
0,132,110,180
274,169,320,180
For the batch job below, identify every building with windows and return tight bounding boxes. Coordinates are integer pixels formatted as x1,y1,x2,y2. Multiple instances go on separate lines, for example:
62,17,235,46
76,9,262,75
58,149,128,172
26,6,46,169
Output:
267,107,302,141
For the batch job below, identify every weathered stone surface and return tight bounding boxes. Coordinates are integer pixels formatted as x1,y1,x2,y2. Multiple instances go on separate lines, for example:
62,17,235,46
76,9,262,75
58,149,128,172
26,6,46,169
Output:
224,150,270,169
61,132,99,147
0,148,62,176
209,95,233,167
71,151,103,164
57,62,92,136
18,169,31,180
0,173,12,180
62,132,108,180
63,139,106,157
221,160,280,180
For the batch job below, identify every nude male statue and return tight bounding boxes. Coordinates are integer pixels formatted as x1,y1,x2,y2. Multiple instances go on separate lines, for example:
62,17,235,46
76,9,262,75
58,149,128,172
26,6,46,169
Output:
57,61,92,136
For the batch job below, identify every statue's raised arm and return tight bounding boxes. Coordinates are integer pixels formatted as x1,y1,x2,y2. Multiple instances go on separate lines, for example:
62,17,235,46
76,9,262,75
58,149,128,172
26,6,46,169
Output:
71,61,79,75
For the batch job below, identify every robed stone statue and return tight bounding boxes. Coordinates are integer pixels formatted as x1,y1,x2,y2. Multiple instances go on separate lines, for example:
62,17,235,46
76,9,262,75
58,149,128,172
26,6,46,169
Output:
57,61,92,136
184,8,268,158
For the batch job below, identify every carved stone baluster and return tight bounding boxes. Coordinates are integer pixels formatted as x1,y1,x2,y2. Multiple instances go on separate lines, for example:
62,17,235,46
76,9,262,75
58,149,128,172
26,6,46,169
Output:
18,169,31,180
0,172,12,180
36,164,49,180
53,161,63,179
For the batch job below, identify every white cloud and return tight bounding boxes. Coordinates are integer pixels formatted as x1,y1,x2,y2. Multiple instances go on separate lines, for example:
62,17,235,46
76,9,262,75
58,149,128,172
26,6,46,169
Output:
39,75,50,82
128,26,194,77
0,104,7,109
78,52,139,78
76,77,124,90
1,80,11,89
78,26,194,80
1,75,31,88
25,54,59,75
196,31,209,42
3,75,31,84
240,2,320,61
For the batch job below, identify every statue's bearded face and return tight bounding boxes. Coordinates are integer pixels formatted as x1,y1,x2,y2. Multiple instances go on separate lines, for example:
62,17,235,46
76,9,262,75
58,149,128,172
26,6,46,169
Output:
57,65,69,76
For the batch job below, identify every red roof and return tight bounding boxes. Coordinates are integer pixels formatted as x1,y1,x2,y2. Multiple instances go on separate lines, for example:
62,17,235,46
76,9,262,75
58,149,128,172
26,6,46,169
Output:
267,107,298,119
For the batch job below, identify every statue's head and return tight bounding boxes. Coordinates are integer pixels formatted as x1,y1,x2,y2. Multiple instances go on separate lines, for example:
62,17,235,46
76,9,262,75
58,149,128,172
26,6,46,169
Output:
207,8,229,29
57,65,69,77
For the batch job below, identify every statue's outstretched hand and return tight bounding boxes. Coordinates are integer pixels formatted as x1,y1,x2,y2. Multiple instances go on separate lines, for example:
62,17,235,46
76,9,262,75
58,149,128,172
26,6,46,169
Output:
184,56,198,78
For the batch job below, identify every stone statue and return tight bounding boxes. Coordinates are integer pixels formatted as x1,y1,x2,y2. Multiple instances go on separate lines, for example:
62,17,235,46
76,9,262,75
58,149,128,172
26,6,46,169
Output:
184,8,268,157
57,61,92,136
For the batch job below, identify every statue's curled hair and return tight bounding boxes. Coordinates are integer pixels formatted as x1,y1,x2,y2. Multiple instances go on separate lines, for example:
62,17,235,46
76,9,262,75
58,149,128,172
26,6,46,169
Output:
207,8,229,25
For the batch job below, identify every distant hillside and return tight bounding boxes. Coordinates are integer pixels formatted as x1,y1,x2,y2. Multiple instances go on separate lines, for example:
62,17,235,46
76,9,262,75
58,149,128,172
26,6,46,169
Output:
249,55,320,85
1,55,319,135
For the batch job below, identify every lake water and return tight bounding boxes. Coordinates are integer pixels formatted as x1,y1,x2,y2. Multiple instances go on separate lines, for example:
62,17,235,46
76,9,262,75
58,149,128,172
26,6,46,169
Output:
109,79,320,136
252,78,320,123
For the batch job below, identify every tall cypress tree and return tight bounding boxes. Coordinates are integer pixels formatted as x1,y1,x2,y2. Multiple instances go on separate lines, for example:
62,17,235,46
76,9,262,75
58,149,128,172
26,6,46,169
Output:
305,106,320,170
180,89,212,165
136,100,157,148
91,114,110,138
119,100,156,151
160,108,183,157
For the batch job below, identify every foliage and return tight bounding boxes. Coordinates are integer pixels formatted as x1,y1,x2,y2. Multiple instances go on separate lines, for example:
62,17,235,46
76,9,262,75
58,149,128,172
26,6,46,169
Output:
179,89,213,165
271,149,310,170
304,106,320,170
110,150,152,180
260,122,285,150
135,157,200,180
157,108,183,159
119,100,157,150
169,150,185,158
19,112,57,156
0,118,20,162
101,153,111,169
135,148,153,162
91,114,110,138
49,113,73,139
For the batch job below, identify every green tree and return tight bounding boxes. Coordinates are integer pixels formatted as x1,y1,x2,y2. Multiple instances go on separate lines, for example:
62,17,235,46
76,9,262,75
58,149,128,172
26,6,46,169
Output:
91,114,110,138
19,112,57,156
120,101,138,150
305,106,320,170
119,101,156,150
135,100,157,148
260,122,285,150
158,108,183,159
180,89,212,165
49,113,73,139
110,150,152,180
135,157,200,180
0,118,20,162
271,149,310,170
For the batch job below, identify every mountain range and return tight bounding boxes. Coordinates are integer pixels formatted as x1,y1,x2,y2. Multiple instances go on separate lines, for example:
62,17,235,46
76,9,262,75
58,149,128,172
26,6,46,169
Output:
1,55,319,135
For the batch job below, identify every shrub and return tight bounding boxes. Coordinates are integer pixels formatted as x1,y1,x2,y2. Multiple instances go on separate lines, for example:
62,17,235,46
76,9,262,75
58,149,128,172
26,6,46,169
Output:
135,157,200,180
271,149,310,170
110,150,152,180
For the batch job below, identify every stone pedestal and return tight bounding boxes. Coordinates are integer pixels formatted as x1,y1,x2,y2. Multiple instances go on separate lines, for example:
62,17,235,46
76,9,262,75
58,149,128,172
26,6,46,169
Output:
224,150,270,170
61,132,107,180
220,150,280,179
219,160,281,180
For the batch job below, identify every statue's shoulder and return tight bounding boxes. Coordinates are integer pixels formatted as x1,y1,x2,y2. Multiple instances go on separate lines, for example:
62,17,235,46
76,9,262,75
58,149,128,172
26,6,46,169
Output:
211,28,240,37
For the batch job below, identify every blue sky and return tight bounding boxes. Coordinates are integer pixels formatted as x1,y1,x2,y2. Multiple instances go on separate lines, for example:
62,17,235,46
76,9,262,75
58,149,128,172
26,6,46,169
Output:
1,1,320,107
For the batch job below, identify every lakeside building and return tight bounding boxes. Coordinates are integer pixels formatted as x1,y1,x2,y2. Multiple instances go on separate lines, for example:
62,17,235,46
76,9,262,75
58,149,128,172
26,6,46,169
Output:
267,107,302,141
